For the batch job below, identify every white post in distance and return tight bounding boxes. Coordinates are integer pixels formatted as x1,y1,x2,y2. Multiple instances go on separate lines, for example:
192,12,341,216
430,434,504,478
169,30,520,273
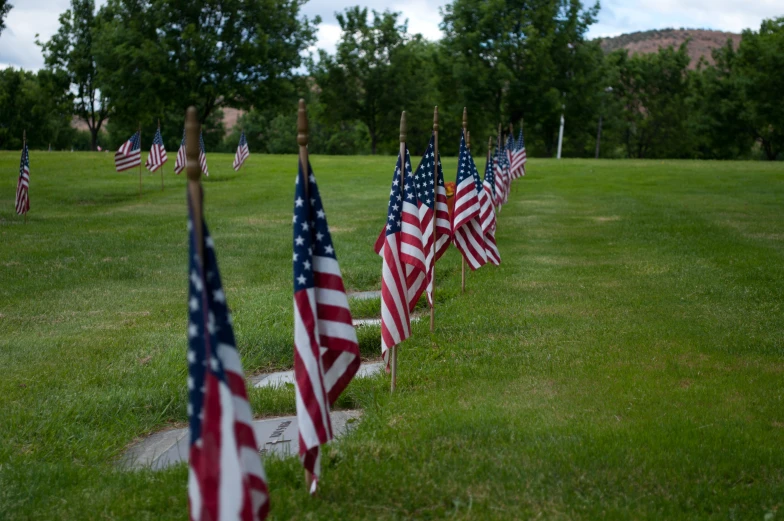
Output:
556,108,565,160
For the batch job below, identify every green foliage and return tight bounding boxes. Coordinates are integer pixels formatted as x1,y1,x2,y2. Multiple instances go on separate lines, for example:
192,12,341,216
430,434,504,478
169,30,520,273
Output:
0,68,75,150
39,0,108,151
0,0,10,35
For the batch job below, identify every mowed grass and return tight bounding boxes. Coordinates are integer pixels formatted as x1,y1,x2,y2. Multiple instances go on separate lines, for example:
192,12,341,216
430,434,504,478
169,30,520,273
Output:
1,151,783,520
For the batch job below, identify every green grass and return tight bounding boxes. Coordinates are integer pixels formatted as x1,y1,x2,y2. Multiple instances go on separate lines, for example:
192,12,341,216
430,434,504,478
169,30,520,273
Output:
1,152,783,520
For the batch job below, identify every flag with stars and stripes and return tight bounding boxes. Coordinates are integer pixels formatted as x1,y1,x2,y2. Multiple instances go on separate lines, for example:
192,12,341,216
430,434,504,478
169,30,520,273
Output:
175,129,209,176
411,134,451,307
293,159,360,492
493,146,507,208
145,127,168,172
15,142,30,216
186,189,269,521
512,127,527,178
506,134,517,182
481,153,501,265
233,132,250,171
374,148,427,313
377,147,424,369
452,134,487,270
501,140,512,204
114,131,142,172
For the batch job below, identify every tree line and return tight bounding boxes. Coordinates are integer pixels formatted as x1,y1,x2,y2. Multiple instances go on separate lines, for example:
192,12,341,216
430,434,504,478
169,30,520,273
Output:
0,0,782,160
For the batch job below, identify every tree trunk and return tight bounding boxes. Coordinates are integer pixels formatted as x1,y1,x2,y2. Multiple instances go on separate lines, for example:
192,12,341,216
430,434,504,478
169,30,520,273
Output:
371,133,377,155
91,128,99,152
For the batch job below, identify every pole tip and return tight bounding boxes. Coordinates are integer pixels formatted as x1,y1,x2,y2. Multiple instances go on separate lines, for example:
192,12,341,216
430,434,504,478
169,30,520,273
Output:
462,107,468,129
297,99,308,148
433,106,438,132
399,111,407,143
185,106,201,181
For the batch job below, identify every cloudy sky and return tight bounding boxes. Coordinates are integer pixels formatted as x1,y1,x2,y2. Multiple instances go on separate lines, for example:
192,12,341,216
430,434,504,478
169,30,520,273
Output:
1,0,781,71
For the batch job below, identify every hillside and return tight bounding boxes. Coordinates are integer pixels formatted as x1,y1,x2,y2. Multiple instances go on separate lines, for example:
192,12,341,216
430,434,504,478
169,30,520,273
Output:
598,28,742,67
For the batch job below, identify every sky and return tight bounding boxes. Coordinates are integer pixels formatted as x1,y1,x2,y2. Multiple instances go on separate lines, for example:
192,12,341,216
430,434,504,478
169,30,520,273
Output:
0,0,781,71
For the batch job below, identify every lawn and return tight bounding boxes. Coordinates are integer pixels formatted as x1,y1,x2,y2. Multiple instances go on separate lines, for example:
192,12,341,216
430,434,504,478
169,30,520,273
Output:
1,152,783,520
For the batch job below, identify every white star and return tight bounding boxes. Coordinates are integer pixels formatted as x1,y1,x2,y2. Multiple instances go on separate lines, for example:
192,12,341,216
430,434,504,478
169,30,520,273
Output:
316,209,325,219
210,357,219,371
392,204,399,212
407,193,414,199
187,220,193,231
388,214,394,222
190,270,203,292
187,349,196,364
207,312,217,334
213,289,225,304
393,179,399,186
297,274,307,285
187,403,193,416
309,174,316,184
205,237,214,249
295,197,304,207
301,222,309,231
189,297,199,312
396,219,401,227
292,214,297,223
396,195,402,201
295,236,305,246
293,252,299,261
188,322,198,338
311,198,316,205
187,376,194,389
303,260,311,270
316,232,324,242
324,245,334,254
386,223,392,231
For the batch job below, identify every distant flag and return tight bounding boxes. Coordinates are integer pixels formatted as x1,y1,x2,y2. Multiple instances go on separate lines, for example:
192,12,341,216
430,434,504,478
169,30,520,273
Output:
506,134,517,181
186,190,269,521
493,146,507,208
114,131,142,172
451,134,487,270
175,129,209,176
513,127,527,177
378,147,424,369
233,132,250,171
501,140,512,204
374,148,426,313
145,127,168,172
293,159,360,493
412,134,451,306
15,142,30,216
480,154,501,265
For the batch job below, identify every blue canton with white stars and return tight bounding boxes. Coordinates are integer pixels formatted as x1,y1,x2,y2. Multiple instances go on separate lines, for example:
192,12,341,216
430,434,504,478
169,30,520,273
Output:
199,132,206,153
187,192,236,446
293,161,337,290
128,131,141,151
238,132,247,148
152,128,165,147
516,128,525,149
484,149,496,198
412,135,445,210
19,143,29,177
384,147,414,237
456,134,474,187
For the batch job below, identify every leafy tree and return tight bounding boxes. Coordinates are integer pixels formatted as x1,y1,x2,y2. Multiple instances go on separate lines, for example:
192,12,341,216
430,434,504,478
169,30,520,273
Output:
733,18,784,160
0,68,74,150
0,0,11,36
314,7,421,155
607,44,695,158
438,0,601,157
95,0,319,133
39,0,108,151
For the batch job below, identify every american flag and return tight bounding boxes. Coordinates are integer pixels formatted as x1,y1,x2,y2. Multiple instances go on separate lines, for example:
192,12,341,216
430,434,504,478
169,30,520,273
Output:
186,190,269,521
293,159,360,492
15,142,30,215
513,127,527,178
374,148,426,313
493,146,507,208
480,153,501,265
451,134,487,270
114,131,142,172
501,140,512,204
379,148,424,369
145,127,168,172
175,129,209,176
411,135,451,306
233,132,250,171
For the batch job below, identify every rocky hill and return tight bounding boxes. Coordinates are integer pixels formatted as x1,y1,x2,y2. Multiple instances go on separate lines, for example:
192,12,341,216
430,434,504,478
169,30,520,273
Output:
598,29,742,67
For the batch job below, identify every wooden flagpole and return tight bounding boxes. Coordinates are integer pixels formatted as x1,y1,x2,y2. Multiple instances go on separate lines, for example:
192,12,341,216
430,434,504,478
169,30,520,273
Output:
461,107,467,293
160,119,164,191
391,110,406,394
138,123,143,198
431,106,439,333
496,123,502,212
296,99,316,491
185,107,203,266
23,129,27,225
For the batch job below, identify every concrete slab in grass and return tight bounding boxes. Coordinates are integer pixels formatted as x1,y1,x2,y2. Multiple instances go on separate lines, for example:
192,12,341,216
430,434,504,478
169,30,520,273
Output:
251,361,384,389
123,410,363,470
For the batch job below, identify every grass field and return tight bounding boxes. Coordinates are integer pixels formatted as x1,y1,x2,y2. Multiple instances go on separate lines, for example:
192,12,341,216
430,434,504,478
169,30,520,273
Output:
1,151,783,520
